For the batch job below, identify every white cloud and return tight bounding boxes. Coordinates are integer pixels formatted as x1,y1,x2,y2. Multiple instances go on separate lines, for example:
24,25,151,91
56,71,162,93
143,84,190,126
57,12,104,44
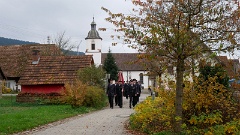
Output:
0,0,135,53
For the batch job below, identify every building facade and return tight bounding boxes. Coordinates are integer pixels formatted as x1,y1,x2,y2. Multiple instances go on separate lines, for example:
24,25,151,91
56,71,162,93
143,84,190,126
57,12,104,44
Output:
85,18,102,66
85,19,151,89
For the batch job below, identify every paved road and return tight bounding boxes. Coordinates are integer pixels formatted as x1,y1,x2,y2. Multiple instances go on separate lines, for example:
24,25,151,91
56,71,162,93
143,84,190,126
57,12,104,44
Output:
18,93,149,135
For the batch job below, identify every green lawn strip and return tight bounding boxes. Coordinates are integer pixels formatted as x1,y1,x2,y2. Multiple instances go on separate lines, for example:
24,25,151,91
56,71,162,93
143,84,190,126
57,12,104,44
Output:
0,96,95,135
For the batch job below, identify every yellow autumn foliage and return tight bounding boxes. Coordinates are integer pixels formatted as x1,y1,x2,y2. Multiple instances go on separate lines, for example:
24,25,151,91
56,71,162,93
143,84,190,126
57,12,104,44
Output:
60,79,87,108
130,89,175,134
130,76,240,134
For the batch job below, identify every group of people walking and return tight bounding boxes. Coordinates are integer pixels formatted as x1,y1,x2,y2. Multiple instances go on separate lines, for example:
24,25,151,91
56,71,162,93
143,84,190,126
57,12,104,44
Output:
106,79,142,109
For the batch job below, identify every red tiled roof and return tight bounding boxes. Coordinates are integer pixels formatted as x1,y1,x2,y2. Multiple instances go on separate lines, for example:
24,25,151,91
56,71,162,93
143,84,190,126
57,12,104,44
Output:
101,53,147,71
0,44,62,78
0,67,5,80
217,56,235,78
18,55,93,85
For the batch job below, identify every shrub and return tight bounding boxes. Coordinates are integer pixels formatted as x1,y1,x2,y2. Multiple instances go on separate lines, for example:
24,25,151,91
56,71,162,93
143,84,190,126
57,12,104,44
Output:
77,65,106,89
182,77,240,134
82,86,107,108
130,76,240,134
130,89,175,134
60,80,87,108
16,92,61,103
2,86,12,94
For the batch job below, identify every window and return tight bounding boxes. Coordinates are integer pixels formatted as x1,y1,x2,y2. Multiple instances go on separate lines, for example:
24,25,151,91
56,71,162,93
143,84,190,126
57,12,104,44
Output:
91,44,95,50
139,73,143,84
6,82,11,88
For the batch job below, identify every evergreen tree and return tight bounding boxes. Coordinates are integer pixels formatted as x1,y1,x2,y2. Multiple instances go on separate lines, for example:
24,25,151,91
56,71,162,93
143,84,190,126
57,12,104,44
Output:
103,49,118,81
199,64,229,89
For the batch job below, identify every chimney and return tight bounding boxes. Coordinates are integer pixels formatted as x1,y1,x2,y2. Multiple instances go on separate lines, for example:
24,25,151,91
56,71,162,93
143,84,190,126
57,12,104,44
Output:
32,50,40,64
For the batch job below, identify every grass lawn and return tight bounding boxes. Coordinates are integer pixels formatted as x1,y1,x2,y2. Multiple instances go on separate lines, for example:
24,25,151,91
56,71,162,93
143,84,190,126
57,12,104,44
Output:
0,95,95,135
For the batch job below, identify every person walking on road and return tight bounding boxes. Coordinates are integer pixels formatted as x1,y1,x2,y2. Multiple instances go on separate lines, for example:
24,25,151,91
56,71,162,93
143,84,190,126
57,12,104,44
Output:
116,81,123,108
106,79,116,109
115,82,119,106
135,80,141,103
132,79,139,107
124,81,129,99
128,79,137,108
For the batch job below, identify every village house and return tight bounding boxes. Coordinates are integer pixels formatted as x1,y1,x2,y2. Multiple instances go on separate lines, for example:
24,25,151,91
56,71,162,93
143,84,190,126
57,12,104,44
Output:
159,54,240,89
0,67,6,97
18,55,93,94
217,56,240,79
0,44,62,91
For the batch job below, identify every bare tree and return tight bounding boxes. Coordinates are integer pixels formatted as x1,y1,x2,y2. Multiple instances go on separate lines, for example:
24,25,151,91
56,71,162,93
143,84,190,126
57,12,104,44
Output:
54,31,76,55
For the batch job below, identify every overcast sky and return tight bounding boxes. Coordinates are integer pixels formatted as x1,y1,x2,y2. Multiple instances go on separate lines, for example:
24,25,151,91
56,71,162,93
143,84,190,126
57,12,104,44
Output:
0,0,138,53
0,0,239,58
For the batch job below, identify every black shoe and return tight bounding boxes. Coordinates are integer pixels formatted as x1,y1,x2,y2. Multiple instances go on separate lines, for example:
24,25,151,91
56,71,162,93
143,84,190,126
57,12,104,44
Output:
120,106,122,108
129,106,131,108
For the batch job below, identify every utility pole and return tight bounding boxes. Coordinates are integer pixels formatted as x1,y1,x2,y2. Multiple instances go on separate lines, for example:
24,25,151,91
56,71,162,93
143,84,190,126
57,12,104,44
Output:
47,36,51,44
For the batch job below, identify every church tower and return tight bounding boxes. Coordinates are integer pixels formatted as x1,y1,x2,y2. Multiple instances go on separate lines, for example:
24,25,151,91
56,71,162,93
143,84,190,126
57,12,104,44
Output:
85,17,102,66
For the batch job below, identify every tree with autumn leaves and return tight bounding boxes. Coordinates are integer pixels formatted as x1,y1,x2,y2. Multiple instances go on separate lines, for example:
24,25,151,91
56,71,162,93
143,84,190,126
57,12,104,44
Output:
102,0,240,132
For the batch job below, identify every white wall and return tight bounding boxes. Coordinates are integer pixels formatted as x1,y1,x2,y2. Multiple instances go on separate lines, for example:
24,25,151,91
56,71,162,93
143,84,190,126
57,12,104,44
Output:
85,39,102,66
160,55,221,88
86,52,101,66
122,70,149,89
5,80,21,91
85,39,102,52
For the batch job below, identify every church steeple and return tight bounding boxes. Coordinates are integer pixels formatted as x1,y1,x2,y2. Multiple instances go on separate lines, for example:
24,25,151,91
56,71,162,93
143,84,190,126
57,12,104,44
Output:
85,17,102,40
85,17,102,66
91,17,96,30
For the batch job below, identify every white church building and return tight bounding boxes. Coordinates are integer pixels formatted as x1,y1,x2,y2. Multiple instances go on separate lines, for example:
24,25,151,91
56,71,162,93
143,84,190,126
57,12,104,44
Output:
85,18,151,89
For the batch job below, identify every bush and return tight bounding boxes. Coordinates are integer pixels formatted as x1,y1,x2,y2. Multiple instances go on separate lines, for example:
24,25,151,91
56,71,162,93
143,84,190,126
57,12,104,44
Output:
16,92,61,103
182,77,240,134
130,89,175,134
77,65,106,89
82,86,107,108
60,80,107,109
2,85,12,94
60,80,87,108
129,76,240,134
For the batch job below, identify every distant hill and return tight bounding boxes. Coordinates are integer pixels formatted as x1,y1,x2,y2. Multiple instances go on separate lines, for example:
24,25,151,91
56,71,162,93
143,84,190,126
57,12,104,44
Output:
63,50,85,56
0,37,38,45
0,37,84,55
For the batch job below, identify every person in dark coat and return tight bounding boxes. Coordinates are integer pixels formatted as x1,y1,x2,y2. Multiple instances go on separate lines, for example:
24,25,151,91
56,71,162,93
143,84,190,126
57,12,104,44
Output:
136,81,142,103
116,81,123,108
132,79,139,106
106,79,116,109
124,81,129,99
115,81,118,106
128,79,137,108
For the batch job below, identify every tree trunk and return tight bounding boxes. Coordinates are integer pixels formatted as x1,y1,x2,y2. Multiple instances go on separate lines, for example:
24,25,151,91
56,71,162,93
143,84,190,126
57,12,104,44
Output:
174,58,184,132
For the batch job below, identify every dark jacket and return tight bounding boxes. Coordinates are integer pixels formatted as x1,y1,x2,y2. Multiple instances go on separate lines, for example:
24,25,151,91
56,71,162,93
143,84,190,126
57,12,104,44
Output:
128,84,137,96
116,84,123,95
107,84,116,97
123,83,129,97
136,83,142,95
